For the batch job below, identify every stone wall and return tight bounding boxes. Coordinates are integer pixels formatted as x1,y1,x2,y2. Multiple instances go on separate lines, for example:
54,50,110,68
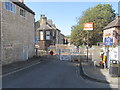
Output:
78,46,102,63
1,1,35,65
91,46,101,61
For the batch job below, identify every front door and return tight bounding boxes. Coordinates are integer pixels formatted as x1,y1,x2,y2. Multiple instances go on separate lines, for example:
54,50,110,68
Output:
23,46,28,61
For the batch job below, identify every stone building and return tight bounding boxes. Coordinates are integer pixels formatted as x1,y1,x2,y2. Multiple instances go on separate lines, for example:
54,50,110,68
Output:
0,0,35,65
35,15,65,50
103,16,120,69
103,16,120,46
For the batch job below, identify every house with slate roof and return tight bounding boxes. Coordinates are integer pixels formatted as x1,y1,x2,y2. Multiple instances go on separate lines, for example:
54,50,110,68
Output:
103,16,120,69
103,16,120,46
35,15,65,50
0,0,35,65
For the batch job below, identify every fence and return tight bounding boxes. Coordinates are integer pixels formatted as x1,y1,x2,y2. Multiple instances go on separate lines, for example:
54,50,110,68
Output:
35,45,102,63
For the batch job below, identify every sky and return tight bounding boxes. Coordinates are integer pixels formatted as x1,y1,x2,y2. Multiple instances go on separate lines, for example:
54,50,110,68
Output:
25,1,118,36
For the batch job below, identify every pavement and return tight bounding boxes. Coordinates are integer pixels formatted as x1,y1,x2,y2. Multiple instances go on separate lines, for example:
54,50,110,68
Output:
1,56,42,76
1,55,58,77
80,60,120,85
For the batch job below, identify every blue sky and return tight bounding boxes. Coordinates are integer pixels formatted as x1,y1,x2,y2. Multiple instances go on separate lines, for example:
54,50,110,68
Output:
25,2,118,36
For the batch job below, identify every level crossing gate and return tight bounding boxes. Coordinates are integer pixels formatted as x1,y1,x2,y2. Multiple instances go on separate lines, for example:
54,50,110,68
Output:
59,49,72,61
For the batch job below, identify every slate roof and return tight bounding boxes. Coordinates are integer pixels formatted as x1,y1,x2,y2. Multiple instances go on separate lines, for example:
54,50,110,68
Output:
37,25,52,31
47,22,60,31
40,25,53,30
11,1,35,15
104,16,120,30
36,21,60,31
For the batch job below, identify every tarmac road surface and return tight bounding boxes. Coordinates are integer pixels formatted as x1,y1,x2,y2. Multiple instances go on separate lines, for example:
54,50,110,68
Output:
2,59,114,88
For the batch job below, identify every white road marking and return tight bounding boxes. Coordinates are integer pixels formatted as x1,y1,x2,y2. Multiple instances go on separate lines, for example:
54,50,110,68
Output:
1,61,41,77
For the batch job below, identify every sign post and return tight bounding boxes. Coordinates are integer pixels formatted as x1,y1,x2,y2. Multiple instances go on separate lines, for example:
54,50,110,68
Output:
84,23,94,31
103,29,114,68
84,23,94,62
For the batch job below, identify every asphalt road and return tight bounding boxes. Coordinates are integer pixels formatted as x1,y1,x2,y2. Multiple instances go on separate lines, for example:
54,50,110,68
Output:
2,59,113,88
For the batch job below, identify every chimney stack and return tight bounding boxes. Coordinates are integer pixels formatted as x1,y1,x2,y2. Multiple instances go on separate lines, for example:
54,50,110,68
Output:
19,0,24,3
40,15,47,28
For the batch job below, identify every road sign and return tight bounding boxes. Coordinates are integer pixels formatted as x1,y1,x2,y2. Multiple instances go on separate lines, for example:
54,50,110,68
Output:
104,37,113,46
84,23,93,30
34,37,38,44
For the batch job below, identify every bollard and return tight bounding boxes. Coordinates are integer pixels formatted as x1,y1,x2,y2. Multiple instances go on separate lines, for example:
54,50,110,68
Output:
93,60,96,69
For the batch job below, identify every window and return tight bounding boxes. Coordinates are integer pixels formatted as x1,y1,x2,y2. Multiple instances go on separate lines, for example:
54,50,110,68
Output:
20,9,26,17
40,31,44,40
4,1,16,13
53,31,55,36
46,31,50,40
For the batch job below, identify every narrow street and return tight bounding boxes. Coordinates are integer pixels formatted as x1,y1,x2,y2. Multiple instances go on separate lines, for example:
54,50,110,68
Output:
1,1,120,89
2,59,112,88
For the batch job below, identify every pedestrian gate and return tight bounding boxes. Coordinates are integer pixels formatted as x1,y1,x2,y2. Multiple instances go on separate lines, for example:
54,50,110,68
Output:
59,49,71,61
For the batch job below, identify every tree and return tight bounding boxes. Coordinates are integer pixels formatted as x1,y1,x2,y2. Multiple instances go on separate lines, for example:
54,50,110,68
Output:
70,4,116,47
